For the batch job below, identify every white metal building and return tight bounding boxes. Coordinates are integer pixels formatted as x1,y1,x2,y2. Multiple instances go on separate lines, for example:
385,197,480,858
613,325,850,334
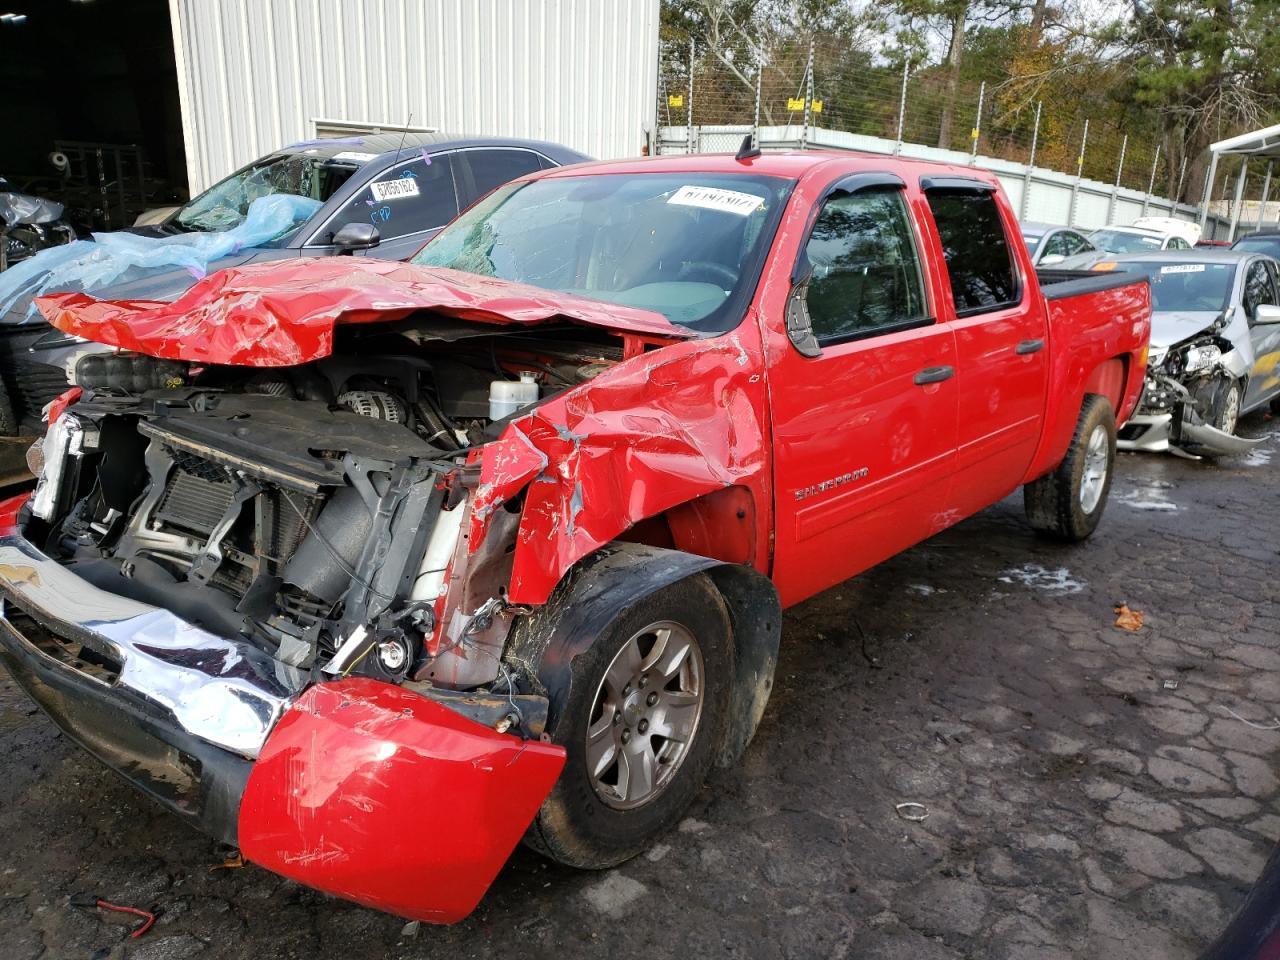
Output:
168,0,660,194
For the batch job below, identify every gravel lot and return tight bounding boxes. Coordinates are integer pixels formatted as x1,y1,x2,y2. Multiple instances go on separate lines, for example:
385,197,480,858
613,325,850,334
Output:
2,410,1277,960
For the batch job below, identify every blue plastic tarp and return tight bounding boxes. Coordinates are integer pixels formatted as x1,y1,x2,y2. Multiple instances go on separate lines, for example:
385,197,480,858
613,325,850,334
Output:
0,193,322,320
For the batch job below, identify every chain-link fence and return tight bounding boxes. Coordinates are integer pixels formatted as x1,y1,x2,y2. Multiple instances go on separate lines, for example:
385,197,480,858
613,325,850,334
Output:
657,35,1194,204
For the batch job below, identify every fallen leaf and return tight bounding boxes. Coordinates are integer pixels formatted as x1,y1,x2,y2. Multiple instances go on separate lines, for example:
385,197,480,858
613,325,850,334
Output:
1114,605,1144,632
209,853,244,872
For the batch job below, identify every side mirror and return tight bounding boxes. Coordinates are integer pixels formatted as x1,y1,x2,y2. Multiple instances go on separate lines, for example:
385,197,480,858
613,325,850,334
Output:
1254,303,1280,325
332,222,380,254
785,262,821,358
1040,254,1066,266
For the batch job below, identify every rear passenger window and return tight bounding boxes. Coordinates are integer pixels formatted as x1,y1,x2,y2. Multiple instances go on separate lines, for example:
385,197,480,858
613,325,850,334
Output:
465,149,544,200
926,190,1019,315
803,189,928,342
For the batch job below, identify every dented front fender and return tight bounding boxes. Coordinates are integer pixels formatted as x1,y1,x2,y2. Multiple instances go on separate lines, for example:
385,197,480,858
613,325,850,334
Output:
238,678,565,924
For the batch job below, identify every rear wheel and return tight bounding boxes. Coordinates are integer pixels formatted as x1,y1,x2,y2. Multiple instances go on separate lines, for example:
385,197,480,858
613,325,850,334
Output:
1024,394,1116,542
522,574,733,869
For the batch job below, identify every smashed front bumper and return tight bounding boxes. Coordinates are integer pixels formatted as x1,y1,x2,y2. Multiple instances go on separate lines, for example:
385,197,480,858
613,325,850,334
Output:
1117,412,1174,453
0,516,565,923
1119,375,1263,458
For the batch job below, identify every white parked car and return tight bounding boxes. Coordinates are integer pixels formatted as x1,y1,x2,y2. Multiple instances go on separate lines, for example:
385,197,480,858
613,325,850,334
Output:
1090,216,1201,255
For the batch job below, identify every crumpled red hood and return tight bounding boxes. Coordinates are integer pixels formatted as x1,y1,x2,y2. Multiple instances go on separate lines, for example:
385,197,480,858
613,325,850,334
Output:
34,258,688,367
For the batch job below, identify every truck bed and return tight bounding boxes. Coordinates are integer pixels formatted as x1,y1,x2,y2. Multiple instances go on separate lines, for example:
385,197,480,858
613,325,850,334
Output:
1035,267,1150,300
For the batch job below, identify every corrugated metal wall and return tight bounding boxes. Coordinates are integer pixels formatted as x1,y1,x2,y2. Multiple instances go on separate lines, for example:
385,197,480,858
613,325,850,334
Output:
168,0,659,193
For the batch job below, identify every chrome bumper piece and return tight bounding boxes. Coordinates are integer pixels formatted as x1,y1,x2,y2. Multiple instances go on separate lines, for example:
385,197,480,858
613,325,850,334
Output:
0,532,300,757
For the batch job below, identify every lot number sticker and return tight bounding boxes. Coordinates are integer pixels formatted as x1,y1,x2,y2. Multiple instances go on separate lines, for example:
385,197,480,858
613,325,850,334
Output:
371,178,421,202
668,185,762,216
1159,264,1207,274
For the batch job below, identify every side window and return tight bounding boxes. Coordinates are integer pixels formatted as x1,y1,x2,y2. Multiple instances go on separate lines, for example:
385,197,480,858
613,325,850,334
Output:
1167,237,1188,250
925,189,1019,315
464,149,544,200
1066,231,1093,254
320,154,458,242
1041,232,1072,258
803,188,928,342
1243,260,1278,319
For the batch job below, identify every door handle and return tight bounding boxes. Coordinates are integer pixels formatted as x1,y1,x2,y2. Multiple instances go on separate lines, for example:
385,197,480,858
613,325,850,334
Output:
1015,338,1045,355
913,365,955,385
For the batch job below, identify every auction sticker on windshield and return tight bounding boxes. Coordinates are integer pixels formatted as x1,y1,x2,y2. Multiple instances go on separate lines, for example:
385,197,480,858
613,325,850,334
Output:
1160,264,1207,274
668,185,763,216
371,179,421,202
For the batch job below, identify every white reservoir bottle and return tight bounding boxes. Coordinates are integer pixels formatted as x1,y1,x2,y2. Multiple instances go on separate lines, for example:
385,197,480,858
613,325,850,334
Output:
489,371,540,421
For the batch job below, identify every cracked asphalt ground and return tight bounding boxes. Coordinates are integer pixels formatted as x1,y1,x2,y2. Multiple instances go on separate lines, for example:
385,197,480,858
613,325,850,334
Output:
2,411,1278,960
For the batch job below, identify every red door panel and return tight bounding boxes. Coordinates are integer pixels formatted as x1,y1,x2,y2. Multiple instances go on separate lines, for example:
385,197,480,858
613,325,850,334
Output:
949,307,1048,514
769,323,958,607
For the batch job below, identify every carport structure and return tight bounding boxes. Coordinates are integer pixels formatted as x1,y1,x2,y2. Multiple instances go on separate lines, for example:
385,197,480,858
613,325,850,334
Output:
1200,123,1280,239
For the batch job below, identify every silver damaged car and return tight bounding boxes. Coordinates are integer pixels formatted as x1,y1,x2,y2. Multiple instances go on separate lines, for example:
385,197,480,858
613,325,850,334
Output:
1100,250,1280,457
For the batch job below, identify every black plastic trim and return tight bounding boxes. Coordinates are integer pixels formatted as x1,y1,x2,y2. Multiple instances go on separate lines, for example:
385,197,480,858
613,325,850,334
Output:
920,175,997,192
0,603,251,846
1037,268,1151,301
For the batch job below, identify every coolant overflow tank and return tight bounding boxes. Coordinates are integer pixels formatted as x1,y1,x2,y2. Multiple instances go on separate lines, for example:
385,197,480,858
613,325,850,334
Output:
489,371,539,421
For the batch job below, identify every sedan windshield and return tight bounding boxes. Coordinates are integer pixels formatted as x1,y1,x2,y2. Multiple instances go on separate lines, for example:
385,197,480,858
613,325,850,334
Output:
173,154,359,236
1108,260,1235,312
1090,229,1164,254
1232,236,1280,257
412,172,791,331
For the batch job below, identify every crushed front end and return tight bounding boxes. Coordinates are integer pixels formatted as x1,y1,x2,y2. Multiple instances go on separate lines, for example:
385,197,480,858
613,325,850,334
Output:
0,320,671,919
1118,335,1261,458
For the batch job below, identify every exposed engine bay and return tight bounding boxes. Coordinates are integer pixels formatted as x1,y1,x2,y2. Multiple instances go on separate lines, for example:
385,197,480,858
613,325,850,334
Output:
26,321,625,689
1127,328,1259,457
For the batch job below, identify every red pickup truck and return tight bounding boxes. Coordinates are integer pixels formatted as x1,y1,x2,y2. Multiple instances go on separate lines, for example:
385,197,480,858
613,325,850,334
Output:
0,150,1150,924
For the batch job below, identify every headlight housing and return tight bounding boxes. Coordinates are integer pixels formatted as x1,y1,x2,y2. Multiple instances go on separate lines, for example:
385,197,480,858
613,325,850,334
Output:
29,412,97,520
1183,343,1222,375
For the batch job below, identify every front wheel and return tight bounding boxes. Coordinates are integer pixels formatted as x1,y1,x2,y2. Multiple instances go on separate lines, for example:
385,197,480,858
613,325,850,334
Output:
522,574,733,869
1024,394,1116,542
1206,376,1242,436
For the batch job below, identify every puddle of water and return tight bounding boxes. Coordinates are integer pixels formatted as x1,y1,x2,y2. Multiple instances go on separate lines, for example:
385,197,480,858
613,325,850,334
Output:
1241,444,1274,467
998,563,1087,594
1115,487,1179,511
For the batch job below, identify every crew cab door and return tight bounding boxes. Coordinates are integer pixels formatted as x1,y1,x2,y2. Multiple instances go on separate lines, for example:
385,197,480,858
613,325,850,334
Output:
769,175,959,607
920,179,1048,515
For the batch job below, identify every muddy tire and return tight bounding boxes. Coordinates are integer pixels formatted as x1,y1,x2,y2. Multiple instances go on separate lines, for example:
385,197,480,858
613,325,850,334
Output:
1023,394,1116,542
524,574,733,869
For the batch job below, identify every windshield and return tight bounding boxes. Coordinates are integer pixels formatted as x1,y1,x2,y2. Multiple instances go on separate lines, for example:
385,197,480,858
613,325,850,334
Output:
412,172,792,331
1023,235,1041,253
173,153,359,238
1233,236,1280,256
1109,260,1234,312
1090,229,1164,254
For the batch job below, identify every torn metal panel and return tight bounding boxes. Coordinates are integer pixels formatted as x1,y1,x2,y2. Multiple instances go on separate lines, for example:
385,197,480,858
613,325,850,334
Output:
238,678,564,924
34,260,689,368
471,331,772,606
